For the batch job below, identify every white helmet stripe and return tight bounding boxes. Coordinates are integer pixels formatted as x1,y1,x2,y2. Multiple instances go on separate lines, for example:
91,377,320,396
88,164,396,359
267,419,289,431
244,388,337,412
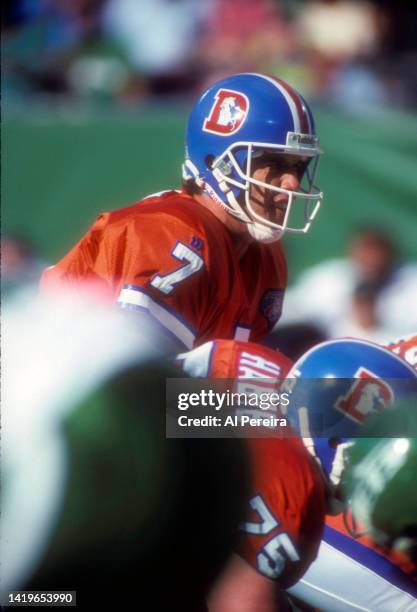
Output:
272,76,312,134
245,73,314,134
245,73,301,133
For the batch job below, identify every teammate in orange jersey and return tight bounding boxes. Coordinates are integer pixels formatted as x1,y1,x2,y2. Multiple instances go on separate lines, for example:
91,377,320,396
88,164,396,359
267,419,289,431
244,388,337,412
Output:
386,333,417,370
41,73,323,353
179,338,417,611
178,340,327,612
285,338,417,611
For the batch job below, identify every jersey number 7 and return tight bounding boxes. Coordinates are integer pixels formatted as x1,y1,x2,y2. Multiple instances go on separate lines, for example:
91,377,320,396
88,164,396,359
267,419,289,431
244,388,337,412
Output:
151,241,204,295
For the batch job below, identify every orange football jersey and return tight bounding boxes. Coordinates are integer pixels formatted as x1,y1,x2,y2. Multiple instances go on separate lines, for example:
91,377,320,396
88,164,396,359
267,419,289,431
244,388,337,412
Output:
325,511,417,578
386,334,417,370
178,339,326,587
238,436,326,588
200,339,293,379
41,191,287,349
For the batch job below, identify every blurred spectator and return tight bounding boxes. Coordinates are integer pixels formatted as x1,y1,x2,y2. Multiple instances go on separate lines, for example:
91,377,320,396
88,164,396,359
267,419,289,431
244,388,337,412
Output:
280,226,417,342
264,322,328,362
329,62,388,114
296,0,379,62
2,0,416,109
373,3,417,107
38,0,105,53
2,0,41,30
329,280,391,343
294,0,387,110
1,232,47,293
197,0,295,86
2,0,108,99
102,0,210,100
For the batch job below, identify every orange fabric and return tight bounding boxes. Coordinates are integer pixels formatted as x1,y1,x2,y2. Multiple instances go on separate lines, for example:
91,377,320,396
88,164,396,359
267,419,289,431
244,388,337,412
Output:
41,191,287,346
386,334,417,370
326,511,417,578
237,436,326,587
209,340,293,378
203,339,326,586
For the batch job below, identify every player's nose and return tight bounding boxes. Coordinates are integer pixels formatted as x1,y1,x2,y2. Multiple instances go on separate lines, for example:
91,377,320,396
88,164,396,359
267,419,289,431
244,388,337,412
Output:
279,172,300,191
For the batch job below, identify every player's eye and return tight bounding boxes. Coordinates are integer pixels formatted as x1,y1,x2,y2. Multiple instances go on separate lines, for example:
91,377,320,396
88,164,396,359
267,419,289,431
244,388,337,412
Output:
293,159,310,178
253,153,309,173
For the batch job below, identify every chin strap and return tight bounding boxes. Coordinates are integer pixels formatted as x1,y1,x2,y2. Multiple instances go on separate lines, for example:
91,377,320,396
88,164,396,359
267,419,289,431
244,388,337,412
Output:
212,168,252,222
211,168,284,243
183,159,284,243
248,222,283,243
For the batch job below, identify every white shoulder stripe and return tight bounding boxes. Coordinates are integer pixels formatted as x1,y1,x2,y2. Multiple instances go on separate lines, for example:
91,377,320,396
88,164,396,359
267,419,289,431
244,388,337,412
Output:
117,287,195,349
141,189,181,200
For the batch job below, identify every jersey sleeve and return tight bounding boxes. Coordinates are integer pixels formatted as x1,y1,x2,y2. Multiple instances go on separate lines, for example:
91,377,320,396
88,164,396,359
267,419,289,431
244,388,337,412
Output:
236,437,326,588
40,212,116,299
41,208,216,350
385,334,417,370
210,341,293,378
177,339,324,586
177,340,293,378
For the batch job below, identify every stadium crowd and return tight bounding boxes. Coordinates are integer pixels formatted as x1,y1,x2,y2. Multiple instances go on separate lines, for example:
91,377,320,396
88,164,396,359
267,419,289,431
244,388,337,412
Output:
3,0,417,110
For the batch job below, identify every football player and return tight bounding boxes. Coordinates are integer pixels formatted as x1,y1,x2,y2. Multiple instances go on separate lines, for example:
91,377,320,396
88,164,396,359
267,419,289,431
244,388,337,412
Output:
285,339,417,611
178,339,327,611
41,73,323,353
1,291,249,611
180,338,417,611
386,333,417,370
345,403,417,568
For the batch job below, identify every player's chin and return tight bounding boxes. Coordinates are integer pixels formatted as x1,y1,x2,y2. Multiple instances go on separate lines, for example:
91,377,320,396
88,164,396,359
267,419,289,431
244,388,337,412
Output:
250,196,287,221
251,206,287,226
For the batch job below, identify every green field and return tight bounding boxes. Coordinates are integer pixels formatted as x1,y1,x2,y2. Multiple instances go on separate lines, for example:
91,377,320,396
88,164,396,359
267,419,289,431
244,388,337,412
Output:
3,104,417,280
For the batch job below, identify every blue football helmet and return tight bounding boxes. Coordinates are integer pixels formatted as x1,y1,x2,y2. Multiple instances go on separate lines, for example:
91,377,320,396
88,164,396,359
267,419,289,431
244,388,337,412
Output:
283,339,417,504
183,73,323,243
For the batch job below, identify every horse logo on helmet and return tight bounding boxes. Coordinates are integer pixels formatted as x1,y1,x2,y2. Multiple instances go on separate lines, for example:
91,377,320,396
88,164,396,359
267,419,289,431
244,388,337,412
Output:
203,88,249,135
